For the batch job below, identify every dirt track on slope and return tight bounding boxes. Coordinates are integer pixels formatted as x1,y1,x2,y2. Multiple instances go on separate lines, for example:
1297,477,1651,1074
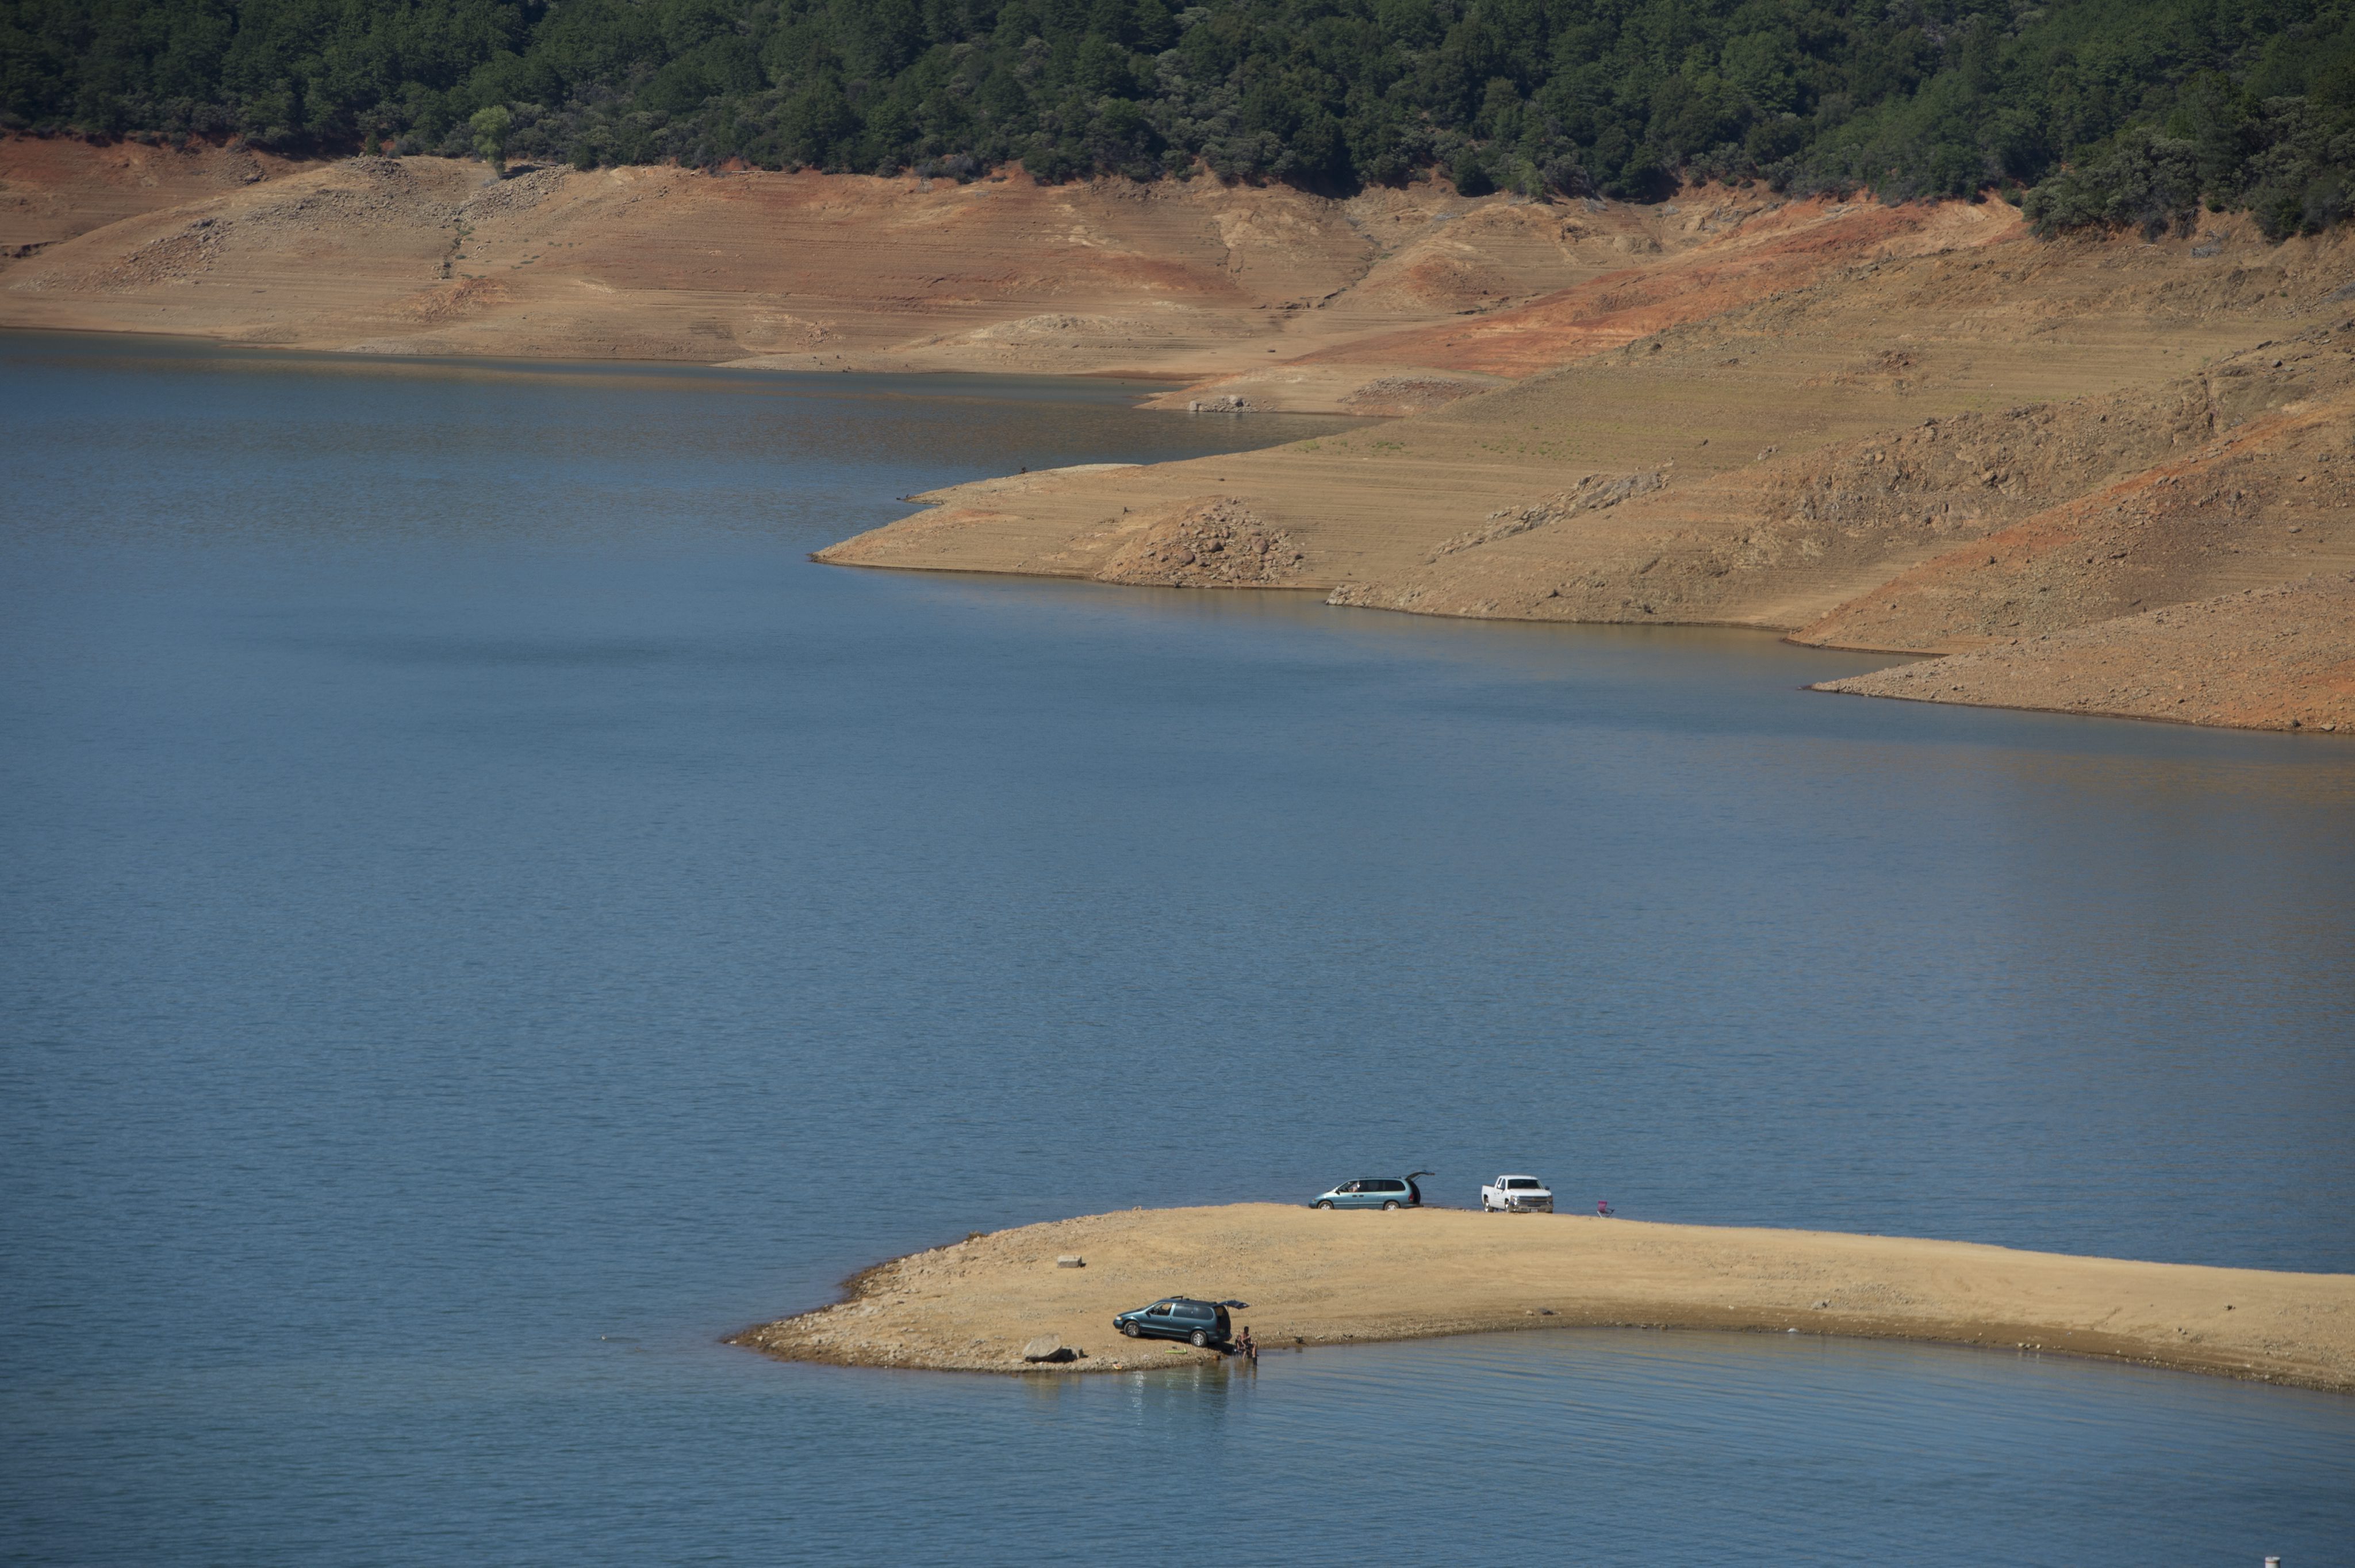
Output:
730,1203,2355,1391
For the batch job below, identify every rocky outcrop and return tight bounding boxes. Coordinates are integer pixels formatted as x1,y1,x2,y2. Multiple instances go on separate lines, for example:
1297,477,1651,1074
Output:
1340,373,1491,415
1092,499,1306,588
1417,469,1669,565
1792,335,2355,652
1327,323,2353,651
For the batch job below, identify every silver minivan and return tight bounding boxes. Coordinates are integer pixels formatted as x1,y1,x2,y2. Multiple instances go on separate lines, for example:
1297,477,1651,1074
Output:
1309,1171,1429,1209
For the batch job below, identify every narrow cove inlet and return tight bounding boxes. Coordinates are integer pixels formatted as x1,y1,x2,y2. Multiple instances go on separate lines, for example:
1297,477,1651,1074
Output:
3,336,2350,1566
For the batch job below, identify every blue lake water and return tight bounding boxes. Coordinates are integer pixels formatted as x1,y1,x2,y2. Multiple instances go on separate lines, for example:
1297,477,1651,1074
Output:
3,332,2352,1565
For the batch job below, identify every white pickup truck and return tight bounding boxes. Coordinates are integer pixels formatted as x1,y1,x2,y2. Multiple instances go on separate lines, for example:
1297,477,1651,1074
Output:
1480,1174,1554,1213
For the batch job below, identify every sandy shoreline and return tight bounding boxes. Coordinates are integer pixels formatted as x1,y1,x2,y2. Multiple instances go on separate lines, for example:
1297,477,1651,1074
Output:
729,1204,2355,1392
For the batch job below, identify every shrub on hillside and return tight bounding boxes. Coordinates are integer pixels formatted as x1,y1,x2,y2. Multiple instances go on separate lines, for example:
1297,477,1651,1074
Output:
2024,129,2205,239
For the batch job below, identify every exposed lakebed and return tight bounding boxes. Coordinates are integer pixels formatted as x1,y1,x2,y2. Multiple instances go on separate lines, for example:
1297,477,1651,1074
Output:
3,335,2350,1564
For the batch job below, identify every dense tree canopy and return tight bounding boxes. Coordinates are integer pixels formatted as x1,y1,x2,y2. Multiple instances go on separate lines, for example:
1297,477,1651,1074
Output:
5,0,2351,235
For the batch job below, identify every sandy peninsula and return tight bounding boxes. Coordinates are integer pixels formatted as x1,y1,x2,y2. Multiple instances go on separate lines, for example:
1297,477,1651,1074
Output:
730,1203,2355,1393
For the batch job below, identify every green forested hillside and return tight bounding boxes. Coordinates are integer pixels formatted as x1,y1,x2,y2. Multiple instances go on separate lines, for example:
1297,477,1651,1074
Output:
4,0,2350,235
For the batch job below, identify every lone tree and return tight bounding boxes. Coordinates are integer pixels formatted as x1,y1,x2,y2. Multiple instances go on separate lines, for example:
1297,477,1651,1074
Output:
470,105,512,176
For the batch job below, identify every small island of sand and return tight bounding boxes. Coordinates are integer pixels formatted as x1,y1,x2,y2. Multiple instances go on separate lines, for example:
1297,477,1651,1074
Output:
730,1204,2355,1392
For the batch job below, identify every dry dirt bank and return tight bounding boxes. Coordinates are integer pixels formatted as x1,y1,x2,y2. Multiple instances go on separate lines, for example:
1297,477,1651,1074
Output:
1789,324,2354,646
0,135,316,257
1328,323,2354,629
1814,573,2355,731
819,224,2349,601
2,139,1797,386
1136,189,2018,410
730,1203,2355,1392
817,221,2354,730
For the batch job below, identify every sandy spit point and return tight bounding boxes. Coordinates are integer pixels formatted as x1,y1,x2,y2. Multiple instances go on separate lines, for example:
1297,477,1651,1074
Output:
729,1203,2355,1392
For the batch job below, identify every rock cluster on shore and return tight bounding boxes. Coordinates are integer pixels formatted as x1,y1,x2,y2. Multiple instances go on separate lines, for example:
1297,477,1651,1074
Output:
1093,498,1306,588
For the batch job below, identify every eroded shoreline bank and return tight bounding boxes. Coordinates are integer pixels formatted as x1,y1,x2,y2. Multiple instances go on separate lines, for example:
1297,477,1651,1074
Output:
730,1204,2355,1392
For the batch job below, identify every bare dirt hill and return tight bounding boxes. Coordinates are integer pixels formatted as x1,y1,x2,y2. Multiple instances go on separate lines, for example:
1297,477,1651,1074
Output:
3,141,1783,382
816,216,2353,732
822,226,2348,590
1300,191,2018,379
1790,332,2355,653
0,135,316,258
1329,323,2354,630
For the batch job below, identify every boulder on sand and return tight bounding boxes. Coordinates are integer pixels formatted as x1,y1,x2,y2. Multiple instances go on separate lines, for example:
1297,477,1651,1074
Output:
1021,1337,1075,1363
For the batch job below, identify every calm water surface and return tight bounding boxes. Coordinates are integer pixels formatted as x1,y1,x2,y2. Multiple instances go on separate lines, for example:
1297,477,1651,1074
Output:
3,333,2351,1565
